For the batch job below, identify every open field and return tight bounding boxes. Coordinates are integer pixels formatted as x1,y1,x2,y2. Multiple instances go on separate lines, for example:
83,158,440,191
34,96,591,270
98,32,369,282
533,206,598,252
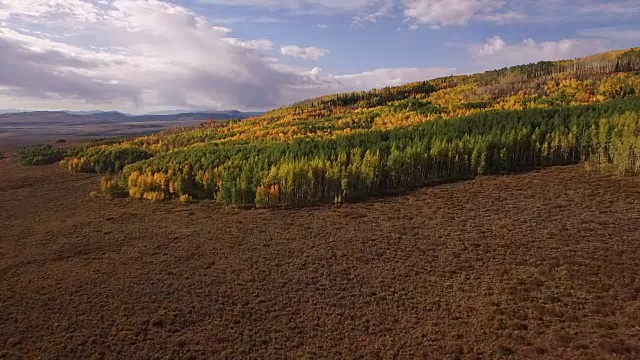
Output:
0,110,257,149
0,119,203,149
1,153,640,359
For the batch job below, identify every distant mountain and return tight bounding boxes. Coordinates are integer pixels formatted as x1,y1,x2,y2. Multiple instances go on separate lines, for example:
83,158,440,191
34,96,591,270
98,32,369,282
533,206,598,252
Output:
0,108,28,114
66,110,115,116
143,109,221,116
87,112,131,122
130,111,258,123
0,111,88,125
241,111,266,117
0,109,263,146
144,109,196,116
143,109,264,117
0,110,258,126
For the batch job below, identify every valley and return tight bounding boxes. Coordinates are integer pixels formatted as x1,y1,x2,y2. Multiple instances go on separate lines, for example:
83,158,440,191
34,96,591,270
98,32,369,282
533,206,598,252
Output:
0,110,256,148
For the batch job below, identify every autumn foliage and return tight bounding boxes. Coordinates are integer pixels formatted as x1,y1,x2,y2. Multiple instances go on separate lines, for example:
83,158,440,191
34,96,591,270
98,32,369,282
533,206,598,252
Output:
41,47,640,207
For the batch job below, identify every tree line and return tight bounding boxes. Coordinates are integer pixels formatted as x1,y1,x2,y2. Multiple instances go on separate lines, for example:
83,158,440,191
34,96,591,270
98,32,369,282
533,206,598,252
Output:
16,48,640,208
55,50,640,169
102,98,640,207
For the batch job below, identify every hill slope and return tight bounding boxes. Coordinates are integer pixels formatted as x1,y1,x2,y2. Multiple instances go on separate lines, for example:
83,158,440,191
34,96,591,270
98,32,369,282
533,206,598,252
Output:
29,47,640,207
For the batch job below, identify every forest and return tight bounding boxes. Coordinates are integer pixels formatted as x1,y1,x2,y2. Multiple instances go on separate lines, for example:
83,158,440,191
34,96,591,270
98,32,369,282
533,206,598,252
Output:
19,47,640,207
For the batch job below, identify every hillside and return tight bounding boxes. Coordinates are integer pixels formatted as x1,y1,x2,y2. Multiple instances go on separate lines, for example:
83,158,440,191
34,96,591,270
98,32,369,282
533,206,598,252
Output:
23,47,640,207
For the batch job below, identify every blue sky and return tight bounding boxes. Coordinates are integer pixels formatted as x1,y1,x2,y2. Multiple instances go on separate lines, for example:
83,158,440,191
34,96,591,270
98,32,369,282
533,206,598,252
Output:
0,0,639,113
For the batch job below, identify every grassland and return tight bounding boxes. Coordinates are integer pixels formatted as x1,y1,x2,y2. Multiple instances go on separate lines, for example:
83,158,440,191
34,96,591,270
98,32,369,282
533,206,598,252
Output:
1,154,640,358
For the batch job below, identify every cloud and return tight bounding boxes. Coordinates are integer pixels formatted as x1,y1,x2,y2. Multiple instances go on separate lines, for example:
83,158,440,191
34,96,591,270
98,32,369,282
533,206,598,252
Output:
579,0,640,15
478,11,528,24
334,67,455,89
0,27,137,101
0,0,103,22
201,0,395,24
579,26,640,42
198,0,392,19
203,0,506,23
211,16,286,24
280,45,330,61
513,0,640,24
224,38,274,51
402,0,531,27
285,66,455,100
403,0,499,26
470,36,609,68
2,0,628,113
199,0,640,29
0,0,298,112
0,0,453,113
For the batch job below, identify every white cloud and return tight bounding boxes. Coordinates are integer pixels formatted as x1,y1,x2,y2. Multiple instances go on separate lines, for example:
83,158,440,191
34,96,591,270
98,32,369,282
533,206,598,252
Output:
470,36,609,68
403,0,499,26
0,0,453,112
479,11,528,24
475,36,507,57
0,0,296,112
199,0,639,28
211,16,285,24
334,67,455,89
286,66,455,100
579,26,640,42
199,0,378,12
3,0,624,114
515,0,640,25
199,0,393,20
402,0,530,27
0,0,103,22
224,38,273,51
281,45,330,61
579,0,640,15
203,0,398,24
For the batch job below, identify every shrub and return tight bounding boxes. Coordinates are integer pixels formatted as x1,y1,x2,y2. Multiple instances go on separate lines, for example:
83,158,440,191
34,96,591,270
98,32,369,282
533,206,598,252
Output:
143,191,165,202
179,194,193,204
100,176,127,198
54,138,66,144
65,146,152,174
17,145,66,166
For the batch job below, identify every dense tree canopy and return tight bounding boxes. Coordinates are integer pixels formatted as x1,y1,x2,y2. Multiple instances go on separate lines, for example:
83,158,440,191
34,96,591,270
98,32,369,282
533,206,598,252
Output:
23,48,640,207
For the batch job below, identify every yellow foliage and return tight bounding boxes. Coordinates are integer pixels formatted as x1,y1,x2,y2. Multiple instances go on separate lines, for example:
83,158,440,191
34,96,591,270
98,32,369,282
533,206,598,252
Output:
143,191,165,202
255,185,269,208
129,187,143,200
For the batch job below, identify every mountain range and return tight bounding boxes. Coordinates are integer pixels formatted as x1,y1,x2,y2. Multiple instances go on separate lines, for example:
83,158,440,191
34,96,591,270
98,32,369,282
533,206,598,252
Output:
0,110,260,125
0,109,263,148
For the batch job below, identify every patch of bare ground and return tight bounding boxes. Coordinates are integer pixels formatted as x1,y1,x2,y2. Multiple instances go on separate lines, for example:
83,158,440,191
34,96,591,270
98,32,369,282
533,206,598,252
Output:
1,154,640,359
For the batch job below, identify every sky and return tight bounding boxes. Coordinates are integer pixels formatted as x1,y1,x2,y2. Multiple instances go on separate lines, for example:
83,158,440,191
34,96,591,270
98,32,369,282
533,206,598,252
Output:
0,0,639,114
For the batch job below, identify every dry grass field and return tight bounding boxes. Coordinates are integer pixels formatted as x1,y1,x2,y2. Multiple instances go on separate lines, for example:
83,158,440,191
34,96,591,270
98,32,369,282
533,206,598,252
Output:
1,152,640,359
